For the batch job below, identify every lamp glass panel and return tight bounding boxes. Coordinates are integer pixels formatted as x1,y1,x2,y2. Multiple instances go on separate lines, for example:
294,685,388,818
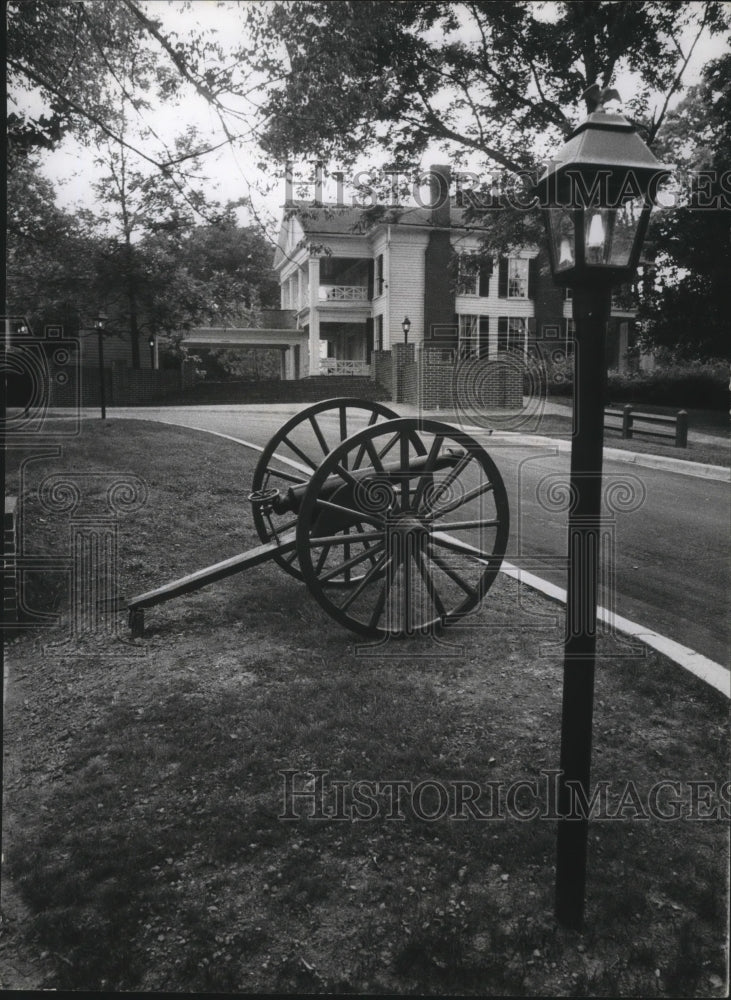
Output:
548,208,575,273
608,197,645,267
584,209,614,265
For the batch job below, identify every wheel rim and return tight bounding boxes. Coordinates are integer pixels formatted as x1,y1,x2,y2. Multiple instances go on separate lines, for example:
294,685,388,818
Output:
296,418,510,636
251,398,401,581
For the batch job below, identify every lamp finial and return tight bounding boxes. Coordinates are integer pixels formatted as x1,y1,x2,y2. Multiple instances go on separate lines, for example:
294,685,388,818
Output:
582,84,622,113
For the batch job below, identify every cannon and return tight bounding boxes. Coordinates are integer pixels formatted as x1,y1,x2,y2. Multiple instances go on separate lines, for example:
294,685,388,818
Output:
127,398,510,638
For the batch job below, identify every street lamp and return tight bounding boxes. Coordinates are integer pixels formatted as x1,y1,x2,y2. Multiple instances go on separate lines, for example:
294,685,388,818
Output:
148,334,156,370
401,316,411,344
534,94,670,930
95,310,108,420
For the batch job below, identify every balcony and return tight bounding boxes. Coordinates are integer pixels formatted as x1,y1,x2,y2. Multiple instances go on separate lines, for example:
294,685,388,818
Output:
319,358,371,376
318,285,370,302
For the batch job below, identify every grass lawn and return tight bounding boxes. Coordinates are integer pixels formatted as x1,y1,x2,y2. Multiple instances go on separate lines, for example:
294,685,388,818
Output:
3,420,729,995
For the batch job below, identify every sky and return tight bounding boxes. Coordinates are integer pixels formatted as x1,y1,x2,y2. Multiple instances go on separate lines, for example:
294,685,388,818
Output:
25,0,730,245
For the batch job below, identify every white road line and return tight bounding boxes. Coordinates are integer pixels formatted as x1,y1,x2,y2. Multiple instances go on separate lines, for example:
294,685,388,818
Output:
501,562,730,698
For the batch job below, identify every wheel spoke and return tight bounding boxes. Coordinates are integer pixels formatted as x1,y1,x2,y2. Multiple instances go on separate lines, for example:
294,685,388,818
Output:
412,434,445,508
339,405,349,469
425,478,496,517
430,450,474,502
307,528,386,547
416,548,447,619
309,414,330,456
404,542,417,633
399,431,410,509
376,430,403,463
265,465,309,485
430,530,495,563
271,517,299,534
315,544,332,574
281,434,319,471
319,540,386,584
361,436,387,473
424,545,478,599
339,549,389,612
343,527,352,584
429,518,501,532
314,498,384,529
355,521,381,568
368,550,400,629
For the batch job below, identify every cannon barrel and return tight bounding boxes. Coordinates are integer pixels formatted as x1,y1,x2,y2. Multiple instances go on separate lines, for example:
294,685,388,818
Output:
268,448,465,515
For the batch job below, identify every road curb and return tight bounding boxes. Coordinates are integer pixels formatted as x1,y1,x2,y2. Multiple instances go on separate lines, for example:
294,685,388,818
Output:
463,429,729,483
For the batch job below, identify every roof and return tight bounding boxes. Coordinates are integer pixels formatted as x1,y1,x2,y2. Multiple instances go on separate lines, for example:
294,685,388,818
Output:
283,199,491,236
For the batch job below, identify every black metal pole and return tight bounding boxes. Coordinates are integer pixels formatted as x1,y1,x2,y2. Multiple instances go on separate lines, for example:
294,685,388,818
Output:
97,326,106,420
555,280,612,930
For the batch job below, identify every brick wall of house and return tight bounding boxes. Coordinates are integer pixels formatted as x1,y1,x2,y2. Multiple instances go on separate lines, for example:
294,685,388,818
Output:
371,351,393,396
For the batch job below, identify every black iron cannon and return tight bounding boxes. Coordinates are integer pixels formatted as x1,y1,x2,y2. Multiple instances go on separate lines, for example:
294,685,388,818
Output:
127,399,510,638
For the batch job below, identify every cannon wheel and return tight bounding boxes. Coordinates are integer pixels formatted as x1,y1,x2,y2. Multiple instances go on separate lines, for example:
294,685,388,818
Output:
296,418,510,637
250,398,404,582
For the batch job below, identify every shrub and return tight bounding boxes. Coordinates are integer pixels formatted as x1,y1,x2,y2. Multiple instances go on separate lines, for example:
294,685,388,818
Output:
606,359,729,410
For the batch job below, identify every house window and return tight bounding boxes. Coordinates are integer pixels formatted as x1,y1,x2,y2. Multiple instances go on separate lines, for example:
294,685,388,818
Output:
458,315,489,357
497,317,528,353
458,255,478,295
375,254,384,296
564,287,573,301
458,254,492,296
508,258,529,298
374,315,384,351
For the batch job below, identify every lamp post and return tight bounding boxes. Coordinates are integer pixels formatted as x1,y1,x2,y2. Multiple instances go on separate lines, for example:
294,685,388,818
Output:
95,310,108,420
148,334,155,370
401,316,411,344
534,93,670,930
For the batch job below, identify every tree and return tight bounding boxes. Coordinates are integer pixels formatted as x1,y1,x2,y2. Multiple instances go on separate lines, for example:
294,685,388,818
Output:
242,0,728,266
6,153,278,363
637,53,731,360
5,152,100,333
248,1,727,171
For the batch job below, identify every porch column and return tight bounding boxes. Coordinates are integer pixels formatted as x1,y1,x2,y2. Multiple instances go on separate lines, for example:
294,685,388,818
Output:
308,256,320,375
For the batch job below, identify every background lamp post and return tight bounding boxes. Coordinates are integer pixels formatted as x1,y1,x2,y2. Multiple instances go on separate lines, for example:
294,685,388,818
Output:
534,96,670,930
401,316,411,344
148,334,155,370
95,310,108,420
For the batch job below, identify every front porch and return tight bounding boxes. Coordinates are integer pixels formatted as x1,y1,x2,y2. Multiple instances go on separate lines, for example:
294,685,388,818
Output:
310,319,373,377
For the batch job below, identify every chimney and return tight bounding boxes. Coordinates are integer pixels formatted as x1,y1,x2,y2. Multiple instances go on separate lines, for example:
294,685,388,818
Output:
423,163,455,344
429,164,451,227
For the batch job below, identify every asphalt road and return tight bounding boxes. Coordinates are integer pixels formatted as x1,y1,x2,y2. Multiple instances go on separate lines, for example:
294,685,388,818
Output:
113,405,729,667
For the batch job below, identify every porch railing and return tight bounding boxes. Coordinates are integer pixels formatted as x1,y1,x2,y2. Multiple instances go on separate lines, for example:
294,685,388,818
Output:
319,359,371,376
318,285,370,302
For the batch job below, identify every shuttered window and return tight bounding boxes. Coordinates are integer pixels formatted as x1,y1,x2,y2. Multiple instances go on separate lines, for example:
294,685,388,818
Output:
458,315,490,357
498,317,528,352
